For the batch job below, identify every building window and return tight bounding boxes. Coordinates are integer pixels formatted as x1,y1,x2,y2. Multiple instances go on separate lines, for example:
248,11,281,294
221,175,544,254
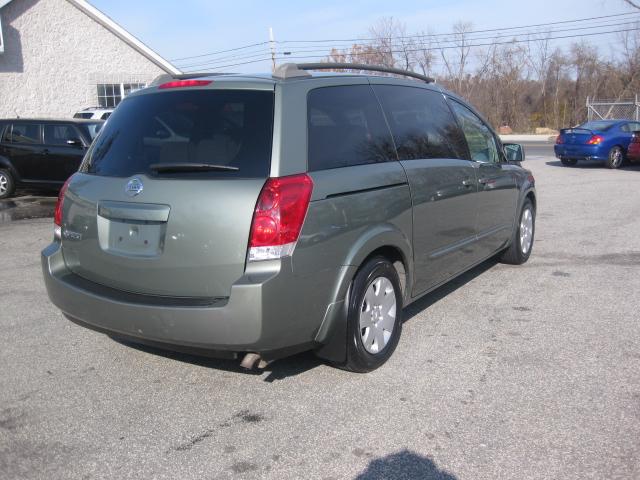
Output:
97,83,146,107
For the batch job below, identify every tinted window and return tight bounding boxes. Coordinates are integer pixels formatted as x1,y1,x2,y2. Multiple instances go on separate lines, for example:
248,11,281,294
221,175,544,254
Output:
9,124,41,144
74,112,94,119
449,101,499,163
622,122,640,132
373,85,467,160
578,121,615,132
307,85,395,171
82,90,274,178
44,125,80,146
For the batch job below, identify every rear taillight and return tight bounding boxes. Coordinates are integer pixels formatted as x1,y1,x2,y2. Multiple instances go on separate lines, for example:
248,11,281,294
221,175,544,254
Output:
248,174,314,262
587,135,604,145
54,177,72,239
158,80,212,89
555,135,564,144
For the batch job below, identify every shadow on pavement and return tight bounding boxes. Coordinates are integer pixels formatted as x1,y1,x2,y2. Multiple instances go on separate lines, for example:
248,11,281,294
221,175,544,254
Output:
110,337,324,382
0,192,57,223
355,449,457,480
545,160,640,170
404,257,499,323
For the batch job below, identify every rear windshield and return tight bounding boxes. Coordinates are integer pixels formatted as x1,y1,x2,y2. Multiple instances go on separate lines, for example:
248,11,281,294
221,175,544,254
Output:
576,121,616,132
74,112,94,119
81,89,274,178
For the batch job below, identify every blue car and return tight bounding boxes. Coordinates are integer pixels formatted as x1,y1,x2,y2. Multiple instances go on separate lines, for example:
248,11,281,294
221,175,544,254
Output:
554,119,640,168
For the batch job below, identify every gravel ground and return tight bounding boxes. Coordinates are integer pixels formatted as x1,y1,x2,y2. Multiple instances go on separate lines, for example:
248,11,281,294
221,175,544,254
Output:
1,149,639,480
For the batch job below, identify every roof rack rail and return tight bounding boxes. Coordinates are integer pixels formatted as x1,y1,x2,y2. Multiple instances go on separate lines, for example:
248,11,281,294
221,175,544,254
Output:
273,62,434,83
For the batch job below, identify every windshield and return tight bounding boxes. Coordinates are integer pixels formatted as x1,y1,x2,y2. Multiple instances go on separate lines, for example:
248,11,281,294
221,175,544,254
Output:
577,121,616,132
81,89,274,178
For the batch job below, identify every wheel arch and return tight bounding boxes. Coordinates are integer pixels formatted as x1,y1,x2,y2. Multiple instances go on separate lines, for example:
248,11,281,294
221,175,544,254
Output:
313,225,413,363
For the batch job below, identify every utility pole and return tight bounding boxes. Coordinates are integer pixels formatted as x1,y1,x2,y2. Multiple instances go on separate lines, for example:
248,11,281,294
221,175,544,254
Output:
269,27,276,72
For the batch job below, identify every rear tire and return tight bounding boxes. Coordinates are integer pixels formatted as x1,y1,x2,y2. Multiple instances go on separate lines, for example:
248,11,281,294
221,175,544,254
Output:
341,256,403,373
560,158,577,166
605,146,624,169
0,169,15,199
500,198,535,265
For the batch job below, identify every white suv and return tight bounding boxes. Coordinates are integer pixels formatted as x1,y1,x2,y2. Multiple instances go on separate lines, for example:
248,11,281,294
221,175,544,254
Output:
73,107,113,121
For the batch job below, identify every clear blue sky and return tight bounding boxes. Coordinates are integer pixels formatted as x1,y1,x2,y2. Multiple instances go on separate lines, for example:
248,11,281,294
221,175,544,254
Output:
91,0,636,73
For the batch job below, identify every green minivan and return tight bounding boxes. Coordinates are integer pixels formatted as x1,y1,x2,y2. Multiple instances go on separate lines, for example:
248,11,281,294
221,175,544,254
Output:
42,63,536,372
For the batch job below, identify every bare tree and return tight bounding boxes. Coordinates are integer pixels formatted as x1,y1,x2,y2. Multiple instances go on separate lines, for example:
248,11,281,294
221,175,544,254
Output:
438,22,473,95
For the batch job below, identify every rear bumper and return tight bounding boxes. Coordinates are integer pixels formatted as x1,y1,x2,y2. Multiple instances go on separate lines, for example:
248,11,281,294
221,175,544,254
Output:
41,242,323,357
554,144,607,161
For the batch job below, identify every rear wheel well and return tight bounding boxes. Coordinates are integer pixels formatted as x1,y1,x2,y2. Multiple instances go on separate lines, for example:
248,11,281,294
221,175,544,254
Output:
360,246,408,301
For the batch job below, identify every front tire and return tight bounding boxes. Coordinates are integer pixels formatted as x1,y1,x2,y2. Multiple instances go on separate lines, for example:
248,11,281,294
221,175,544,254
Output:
500,198,535,265
560,158,577,166
342,257,403,373
605,146,624,169
0,169,15,199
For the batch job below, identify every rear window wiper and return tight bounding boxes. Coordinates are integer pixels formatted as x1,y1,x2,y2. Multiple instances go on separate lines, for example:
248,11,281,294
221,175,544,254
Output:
148,162,239,173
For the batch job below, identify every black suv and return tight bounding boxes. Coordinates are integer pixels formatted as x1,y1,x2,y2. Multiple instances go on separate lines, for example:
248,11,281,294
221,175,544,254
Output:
0,119,103,199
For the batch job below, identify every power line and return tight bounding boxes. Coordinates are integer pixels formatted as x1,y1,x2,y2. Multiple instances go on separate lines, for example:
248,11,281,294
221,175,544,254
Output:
180,24,640,72
172,11,639,63
180,20,640,71
169,41,269,62
271,18,640,58
277,11,639,43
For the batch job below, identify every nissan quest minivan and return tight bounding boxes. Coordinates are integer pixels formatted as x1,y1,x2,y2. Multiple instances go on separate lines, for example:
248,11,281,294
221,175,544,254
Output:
41,63,536,372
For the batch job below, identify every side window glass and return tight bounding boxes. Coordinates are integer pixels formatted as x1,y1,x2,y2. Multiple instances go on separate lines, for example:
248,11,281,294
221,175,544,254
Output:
307,85,396,171
44,125,79,146
626,122,640,132
1,125,11,143
10,124,41,144
621,124,630,132
449,101,499,163
373,85,467,160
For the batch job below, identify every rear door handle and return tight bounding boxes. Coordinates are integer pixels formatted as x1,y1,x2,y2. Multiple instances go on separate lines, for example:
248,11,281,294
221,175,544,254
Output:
462,178,474,187
40,149,50,155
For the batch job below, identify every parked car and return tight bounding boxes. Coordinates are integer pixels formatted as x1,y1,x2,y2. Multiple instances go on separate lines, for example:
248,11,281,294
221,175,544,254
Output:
554,119,640,168
627,131,640,163
0,118,103,199
73,107,114,121
41,63,536,372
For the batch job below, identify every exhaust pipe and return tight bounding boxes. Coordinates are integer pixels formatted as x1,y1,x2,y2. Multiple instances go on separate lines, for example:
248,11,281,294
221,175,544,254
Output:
240,352,270,370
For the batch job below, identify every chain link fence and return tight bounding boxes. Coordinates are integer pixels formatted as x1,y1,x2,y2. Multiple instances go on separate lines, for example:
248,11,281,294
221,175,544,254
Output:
586,95,640,121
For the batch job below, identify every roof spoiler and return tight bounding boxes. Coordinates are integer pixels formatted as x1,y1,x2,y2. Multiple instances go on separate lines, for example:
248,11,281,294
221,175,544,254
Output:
273,62,434,83
149,72,233,87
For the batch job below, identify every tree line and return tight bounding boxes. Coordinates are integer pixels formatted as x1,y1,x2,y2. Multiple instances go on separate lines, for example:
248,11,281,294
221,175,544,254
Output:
325,17,640,132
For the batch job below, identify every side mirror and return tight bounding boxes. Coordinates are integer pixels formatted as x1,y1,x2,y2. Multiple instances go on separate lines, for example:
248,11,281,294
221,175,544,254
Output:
66,138,84,148
503,143,525,162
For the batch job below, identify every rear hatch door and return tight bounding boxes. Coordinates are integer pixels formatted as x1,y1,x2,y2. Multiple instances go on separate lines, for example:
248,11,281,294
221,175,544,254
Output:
61,86,274,298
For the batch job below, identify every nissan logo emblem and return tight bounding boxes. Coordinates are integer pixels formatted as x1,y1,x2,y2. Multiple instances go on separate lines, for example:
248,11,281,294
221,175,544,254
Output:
125,177,144,197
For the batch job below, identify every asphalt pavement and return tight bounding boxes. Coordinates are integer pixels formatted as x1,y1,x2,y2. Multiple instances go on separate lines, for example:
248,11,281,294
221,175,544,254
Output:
1,147,640,479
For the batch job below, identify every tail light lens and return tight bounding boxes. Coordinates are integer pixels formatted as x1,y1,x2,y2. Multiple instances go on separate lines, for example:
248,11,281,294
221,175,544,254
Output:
587,135,604,145
248,174,313,262
54,177,72,239
555,135,564,144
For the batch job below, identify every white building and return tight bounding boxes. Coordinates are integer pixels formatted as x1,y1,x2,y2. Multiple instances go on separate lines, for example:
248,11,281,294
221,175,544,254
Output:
0,0,180,118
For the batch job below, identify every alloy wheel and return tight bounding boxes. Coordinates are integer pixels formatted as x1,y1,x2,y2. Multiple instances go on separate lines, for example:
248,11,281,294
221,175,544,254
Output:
359,276,397,354
520,207,534,255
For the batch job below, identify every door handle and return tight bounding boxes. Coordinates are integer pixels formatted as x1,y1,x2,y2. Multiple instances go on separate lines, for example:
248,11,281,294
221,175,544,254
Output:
40,149,50,155
462,178,474,187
